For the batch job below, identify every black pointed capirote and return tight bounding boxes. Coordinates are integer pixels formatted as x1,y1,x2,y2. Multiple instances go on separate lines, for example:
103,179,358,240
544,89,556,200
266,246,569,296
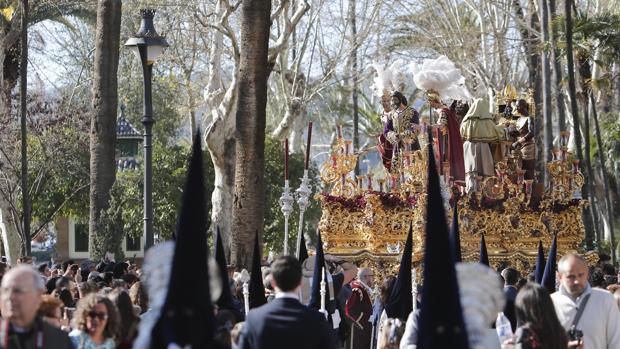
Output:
534,239,546,284
151,129,217,348
479,233,489,266
298,231,309,263
449,201,462,263
249,232,267,310
384,223,413,321
541,233,558,294
214,226,244,321
416,140,470,349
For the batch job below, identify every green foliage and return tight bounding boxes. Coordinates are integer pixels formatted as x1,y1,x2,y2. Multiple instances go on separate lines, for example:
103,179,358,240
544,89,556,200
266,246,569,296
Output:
91,191,124,261
113,141,215,242
554,12,620,64
118,62,185,143
597,112,620,174
262,136,322,254
28,123,90,223
0,95,91,239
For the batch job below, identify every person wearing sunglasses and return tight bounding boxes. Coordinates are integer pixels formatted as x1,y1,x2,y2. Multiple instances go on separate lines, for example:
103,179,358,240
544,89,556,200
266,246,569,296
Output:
69,294,119,349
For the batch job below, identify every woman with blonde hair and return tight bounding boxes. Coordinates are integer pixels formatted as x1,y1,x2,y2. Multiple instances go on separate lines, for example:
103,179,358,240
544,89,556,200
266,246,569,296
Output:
69,293,120,349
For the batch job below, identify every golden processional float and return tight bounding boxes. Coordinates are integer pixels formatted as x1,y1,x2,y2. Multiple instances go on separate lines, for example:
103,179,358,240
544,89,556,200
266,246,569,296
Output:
314,86,596,278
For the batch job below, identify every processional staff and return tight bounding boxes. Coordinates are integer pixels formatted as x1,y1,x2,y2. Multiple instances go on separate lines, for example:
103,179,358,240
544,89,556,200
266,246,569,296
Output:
295,122,313,258
412,267,418,311
279,138,294,255
240,269,250,315
319,267,328,319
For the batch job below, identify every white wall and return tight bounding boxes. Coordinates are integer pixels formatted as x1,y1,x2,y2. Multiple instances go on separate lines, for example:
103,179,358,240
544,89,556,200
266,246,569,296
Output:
67,218,145,260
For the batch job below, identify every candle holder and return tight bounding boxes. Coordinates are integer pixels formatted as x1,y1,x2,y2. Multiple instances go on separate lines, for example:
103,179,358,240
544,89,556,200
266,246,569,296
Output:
377,178,385,192
400,146,428,194
546,144,583,203
319,135,358,197
295,169,312,258
356,176,365,195
390,174,398,193
560,131,569,148
524,179,534,205
571,159,584,200
279,180,295,255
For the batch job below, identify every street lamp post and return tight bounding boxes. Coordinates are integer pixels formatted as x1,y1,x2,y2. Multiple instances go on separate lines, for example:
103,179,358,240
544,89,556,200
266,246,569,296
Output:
125,9,168,251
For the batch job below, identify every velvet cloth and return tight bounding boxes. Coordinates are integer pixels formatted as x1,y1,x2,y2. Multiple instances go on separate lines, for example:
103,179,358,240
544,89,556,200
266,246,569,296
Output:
434,107,465,182
345,281,373,349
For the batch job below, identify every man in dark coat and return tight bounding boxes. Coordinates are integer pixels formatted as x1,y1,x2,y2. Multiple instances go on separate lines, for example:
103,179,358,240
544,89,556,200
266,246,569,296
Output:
346,268,374,349
238,256,337,349
0,266,73,348
501,267,519,331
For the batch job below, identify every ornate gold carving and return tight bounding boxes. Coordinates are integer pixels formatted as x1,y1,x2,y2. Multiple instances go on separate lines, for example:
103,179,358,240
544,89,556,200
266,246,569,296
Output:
317,131,593,278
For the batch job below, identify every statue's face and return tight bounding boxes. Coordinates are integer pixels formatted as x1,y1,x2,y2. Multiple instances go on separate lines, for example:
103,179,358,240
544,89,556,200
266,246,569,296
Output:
429,99,441,109
381,95,391,111
390,96,401,110
455,101,469,117
517,100,528,115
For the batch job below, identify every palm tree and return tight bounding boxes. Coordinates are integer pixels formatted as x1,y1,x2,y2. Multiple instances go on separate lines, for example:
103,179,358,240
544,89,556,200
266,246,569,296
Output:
89,0,121,260
231,0,272,269
540,0,553,183
563,0,598,247
548,0,567,132
570,11,620,263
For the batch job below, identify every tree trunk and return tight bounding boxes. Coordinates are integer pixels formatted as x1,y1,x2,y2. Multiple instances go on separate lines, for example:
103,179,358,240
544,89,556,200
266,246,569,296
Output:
565,0,583,167
0,205,21,265
577,50,601,248
540,0,553,184
564,0,594,246
348,0,359,175
513,0,542,160
528,0,544,179
205,0,237,255
230,0,271,269
89,0,121,259
549,0,566,132
19,0,30,257
206,111,236,255
590,94,616,263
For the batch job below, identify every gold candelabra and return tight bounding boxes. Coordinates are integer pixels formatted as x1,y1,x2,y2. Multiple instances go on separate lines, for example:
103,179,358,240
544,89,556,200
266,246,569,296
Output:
544,131,584,205
320,135,431,197
320,138,358,197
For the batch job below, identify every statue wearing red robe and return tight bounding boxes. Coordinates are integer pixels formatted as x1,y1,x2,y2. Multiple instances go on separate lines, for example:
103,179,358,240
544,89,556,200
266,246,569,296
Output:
434,107,465,182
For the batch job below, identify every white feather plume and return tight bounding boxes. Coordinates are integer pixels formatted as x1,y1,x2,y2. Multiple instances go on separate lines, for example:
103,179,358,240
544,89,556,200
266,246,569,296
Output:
413,55,471,101
370,60,417,97
370,62,391,97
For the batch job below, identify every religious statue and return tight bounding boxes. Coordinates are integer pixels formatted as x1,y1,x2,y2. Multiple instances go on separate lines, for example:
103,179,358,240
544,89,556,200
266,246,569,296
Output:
511,99,536,180
412,55,471,182
450,99,470,125
377,92,394,170
460,98,510,192
428,90,465,182
380,91,420,172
